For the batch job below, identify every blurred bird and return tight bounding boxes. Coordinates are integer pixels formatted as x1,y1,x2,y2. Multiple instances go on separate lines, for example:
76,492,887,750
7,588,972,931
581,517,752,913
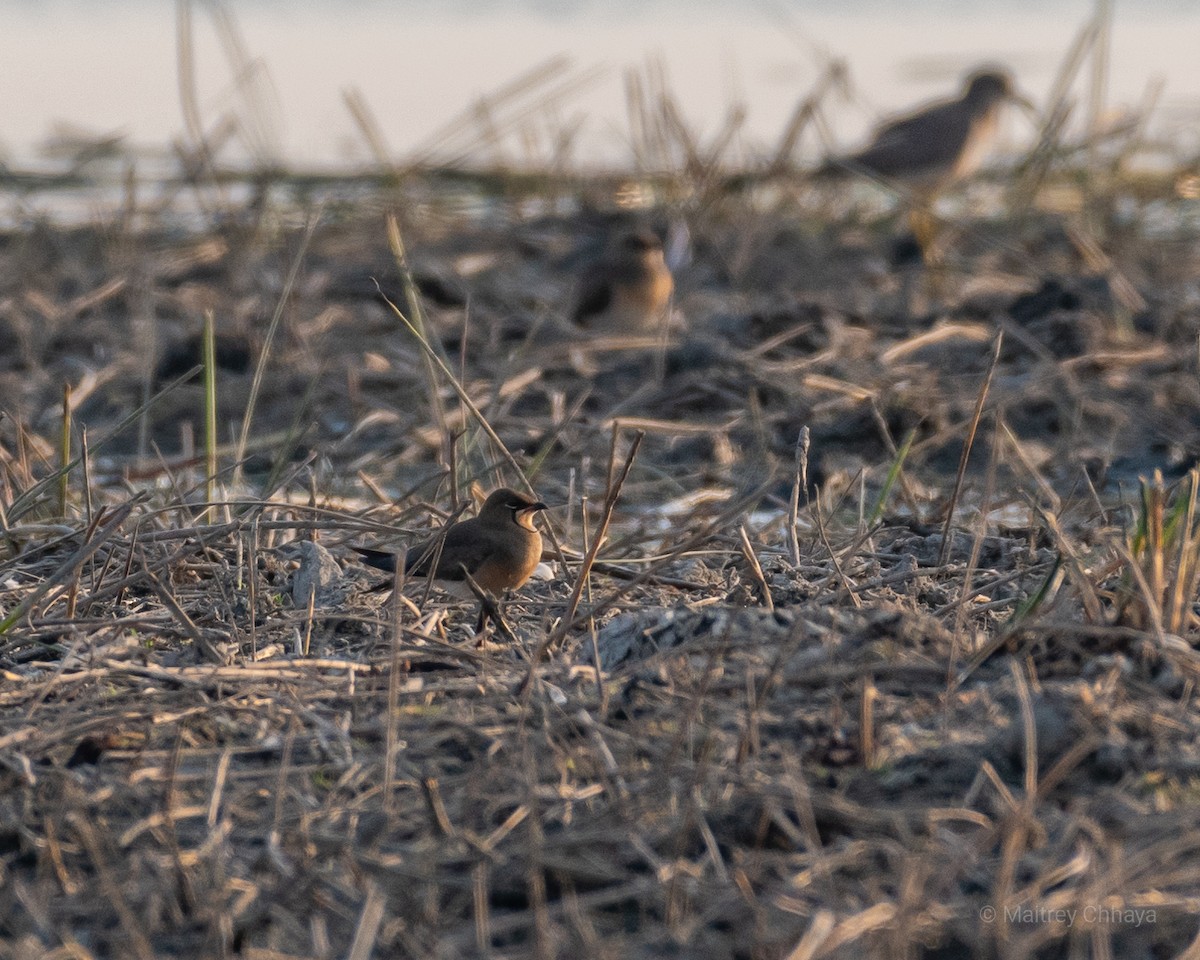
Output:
842,69,1029,193
154,331,253,386
572,229,675,336
831,67,1033,257
355,488,548,628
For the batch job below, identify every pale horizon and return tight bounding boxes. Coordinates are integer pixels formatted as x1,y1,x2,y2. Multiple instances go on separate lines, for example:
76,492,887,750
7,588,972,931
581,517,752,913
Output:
3,0,1198,170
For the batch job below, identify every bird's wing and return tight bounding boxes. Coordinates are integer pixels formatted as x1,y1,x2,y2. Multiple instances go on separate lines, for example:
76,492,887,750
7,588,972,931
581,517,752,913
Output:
404,522,496,582
572,266,614,324
848,101,971,177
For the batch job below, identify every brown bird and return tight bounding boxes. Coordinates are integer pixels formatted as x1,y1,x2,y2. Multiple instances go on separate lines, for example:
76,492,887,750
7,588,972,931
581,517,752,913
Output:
834,67,1032,259
355,488,548,614
572,229,674,336
841,68,1029,195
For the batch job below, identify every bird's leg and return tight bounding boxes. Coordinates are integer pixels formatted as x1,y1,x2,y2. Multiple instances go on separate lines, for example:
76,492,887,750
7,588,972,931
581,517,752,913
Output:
472,594,518,644
907,202,942,266
906,199,953,308
489,591,519,645
462,572,518,643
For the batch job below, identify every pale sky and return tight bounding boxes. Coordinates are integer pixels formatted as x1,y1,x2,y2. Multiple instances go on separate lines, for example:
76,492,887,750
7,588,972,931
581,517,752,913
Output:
2,1,1198,169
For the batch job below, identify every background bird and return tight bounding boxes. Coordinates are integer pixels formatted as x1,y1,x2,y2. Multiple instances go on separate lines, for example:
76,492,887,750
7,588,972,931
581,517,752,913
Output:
355,488,548,626
572,229,675,336
841,68,1029,195
830,67,1033,259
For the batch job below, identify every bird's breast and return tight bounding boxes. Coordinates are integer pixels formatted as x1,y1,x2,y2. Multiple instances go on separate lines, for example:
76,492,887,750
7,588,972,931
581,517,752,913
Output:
473,529,543,593
954,106,1002,179
601,270,673,334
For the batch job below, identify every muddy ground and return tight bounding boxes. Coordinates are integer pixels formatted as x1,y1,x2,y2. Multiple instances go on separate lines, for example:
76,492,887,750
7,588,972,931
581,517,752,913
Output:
2,170,1200,958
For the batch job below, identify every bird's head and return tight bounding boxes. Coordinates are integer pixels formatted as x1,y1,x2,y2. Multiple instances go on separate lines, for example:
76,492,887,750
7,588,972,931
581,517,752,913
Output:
963,68,1034,116
480,488,549,530
616,229,665,263
964,70,1012,104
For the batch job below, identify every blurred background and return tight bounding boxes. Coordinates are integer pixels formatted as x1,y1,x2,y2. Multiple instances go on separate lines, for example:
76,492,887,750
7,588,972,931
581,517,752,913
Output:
2,0,1199,173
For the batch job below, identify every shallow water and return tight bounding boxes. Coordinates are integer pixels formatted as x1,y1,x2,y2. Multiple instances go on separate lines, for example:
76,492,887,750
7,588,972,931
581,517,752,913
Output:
3,0,1199,173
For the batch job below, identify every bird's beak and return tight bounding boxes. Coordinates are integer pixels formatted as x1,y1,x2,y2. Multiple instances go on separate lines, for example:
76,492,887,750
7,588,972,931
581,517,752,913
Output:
1010,91,1038,119
516,501,550,518
516,502,550,527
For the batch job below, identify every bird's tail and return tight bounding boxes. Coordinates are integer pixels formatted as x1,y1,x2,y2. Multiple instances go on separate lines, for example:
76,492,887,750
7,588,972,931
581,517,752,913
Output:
353,546,399,573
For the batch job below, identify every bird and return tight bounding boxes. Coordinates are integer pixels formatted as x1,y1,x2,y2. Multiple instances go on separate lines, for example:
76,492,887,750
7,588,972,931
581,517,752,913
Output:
830,67,1032,259
572,229,675,337
840,68,1029,195
355,488,549,626
153,330,253,387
